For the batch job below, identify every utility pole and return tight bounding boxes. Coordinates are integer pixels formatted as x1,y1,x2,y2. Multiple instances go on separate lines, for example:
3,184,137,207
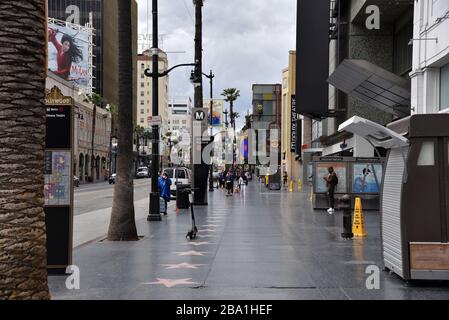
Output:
192,0,208,205
203,70,215,192
148,0,161,221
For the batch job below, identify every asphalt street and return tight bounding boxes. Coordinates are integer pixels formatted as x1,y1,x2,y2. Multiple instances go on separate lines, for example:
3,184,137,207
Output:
74,179,152,216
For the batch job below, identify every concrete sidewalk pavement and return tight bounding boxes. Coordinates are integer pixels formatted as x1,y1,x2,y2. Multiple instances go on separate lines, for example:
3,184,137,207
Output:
49,182,449,300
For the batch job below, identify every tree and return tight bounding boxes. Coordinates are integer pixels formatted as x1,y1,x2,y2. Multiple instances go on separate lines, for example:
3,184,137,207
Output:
221,88,240,168
106,103,118,175
85,93,103,182
107,0,138,241
0,0,50,299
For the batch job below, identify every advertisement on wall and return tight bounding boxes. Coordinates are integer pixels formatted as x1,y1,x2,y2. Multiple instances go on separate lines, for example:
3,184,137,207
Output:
352,163,383,193
44,151,72,206
204,99,224,127
48,22,90,88
316,162,347,193
291,95,297,152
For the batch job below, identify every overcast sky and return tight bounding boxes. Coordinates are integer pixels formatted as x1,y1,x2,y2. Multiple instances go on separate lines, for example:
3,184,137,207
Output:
136,0,296,129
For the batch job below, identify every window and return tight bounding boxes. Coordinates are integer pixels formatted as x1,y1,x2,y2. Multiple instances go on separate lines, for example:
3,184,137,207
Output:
141,63,145,69
176,170,186,179
141,92,145,97
417,142,435,166
283,78,288,89
140,101,144,105
140,118,144,124
141,83,144,88
441,63,449,110
140,109,144,114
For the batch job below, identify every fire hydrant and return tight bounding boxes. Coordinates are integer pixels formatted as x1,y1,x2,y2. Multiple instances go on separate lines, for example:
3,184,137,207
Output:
339,195,353,239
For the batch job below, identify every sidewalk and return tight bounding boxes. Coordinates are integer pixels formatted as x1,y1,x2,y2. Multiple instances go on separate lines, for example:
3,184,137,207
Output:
49,182,449,300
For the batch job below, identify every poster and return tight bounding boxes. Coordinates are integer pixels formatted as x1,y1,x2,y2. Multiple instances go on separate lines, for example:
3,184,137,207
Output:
44,151,72,206
352,163,383,194
48,22,89,87
204,99,224,127
316,162,347,193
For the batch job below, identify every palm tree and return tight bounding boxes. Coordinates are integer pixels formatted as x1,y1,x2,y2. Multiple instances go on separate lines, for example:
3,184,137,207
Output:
0,0,50,299
107,0,138,241
221,88,240,168
106,103,118,175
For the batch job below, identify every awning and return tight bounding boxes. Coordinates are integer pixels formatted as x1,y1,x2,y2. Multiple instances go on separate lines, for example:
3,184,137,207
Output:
328,59,411,117
338,116,409,149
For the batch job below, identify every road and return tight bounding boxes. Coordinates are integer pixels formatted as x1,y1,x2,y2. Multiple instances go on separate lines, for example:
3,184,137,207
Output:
74,178,152,216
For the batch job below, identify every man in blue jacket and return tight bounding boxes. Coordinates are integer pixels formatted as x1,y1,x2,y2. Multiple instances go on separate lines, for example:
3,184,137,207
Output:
158,172,172,215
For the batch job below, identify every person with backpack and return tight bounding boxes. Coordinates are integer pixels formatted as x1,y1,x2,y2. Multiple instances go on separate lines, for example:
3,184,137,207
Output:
323,166,338,214
158,172,172,215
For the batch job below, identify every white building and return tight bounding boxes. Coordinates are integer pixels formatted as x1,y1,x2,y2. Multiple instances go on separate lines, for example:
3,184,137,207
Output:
167,97,193,165
410,0,449,114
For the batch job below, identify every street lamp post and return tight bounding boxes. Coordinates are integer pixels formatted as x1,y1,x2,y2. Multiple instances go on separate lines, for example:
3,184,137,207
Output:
202,70,215,192
146,0,198,221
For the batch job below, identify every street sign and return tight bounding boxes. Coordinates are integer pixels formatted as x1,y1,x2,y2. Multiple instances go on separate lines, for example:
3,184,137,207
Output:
194,109,206,122
148,115,162,126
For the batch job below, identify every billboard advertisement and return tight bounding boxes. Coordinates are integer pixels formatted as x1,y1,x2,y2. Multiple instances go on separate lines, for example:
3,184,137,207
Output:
48,22,89,88
204,99,224,127
352,163,383,194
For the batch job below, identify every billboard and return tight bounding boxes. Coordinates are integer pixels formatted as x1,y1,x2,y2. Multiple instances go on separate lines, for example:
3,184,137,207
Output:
204,99,224,127
352,163,383,194
48,22,90,88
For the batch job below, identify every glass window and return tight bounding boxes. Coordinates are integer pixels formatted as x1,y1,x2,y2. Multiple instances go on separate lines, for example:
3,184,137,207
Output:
417,142,435,166
140,118,144,124
441,63,449,110
176,170,186,179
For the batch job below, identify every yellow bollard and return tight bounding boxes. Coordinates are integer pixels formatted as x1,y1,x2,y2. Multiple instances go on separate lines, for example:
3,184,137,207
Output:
265,175,269,188
289,180,294,192
297,178,302,192
310,189,314,205
352,197,367,237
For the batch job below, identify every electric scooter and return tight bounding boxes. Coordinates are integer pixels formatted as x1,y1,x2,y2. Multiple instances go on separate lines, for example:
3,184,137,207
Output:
186,188,199,240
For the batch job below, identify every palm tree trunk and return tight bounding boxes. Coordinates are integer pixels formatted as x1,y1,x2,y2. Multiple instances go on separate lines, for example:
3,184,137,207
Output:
90,104,97,182
0,0,50,299
107,0,138,241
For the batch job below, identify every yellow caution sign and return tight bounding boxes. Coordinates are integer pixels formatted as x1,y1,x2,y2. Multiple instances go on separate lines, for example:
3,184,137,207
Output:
289,180,294,192
352,197,367,237
297,178,302,192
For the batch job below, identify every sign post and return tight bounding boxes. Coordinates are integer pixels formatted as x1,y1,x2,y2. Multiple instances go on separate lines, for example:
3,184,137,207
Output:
44,86,74,274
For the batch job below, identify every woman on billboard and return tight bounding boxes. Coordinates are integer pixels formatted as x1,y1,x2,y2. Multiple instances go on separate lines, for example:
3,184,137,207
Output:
48,28,83,80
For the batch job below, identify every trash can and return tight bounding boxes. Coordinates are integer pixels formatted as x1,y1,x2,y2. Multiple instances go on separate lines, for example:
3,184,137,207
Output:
176,184,190,209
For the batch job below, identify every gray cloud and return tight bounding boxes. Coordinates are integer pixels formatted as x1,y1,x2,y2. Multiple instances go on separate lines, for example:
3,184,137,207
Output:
137,0,296,128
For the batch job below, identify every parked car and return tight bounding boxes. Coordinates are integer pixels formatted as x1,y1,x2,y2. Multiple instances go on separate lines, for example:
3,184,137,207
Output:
108,173,116,184
136,167,150,179
162,167,192,196
74,176,80,188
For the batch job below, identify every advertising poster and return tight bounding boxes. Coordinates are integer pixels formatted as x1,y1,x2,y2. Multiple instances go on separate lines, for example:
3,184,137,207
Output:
48,22,89,87
44,151,72,206
204,99,224,127
352,163,383,193
316,162,347,193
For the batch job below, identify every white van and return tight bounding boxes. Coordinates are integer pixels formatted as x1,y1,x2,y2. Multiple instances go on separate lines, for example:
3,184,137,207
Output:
162,167,192,196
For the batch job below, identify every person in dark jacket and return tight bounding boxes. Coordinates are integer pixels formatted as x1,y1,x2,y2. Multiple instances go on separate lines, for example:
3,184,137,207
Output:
158,172,172,215
225,172,234,197
323,167,338,214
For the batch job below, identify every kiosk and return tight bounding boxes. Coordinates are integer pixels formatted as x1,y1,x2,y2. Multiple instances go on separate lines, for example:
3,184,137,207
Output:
339,115,449,281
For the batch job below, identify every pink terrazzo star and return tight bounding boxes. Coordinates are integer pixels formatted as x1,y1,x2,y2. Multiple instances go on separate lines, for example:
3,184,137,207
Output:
142,278,199,288
161,263,206,269
174,250,207,256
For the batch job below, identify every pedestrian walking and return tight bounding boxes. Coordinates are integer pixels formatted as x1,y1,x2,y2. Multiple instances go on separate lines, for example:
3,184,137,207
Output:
283,172,288,188
225,172,234,197
158,172,172,215
323,167,338,214
238,174,245,192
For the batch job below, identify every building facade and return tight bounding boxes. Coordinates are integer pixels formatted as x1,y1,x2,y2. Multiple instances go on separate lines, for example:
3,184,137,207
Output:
410,0,449,115
281,51,313,184
46,72,112,184
137,49,170,132
305,0,414,158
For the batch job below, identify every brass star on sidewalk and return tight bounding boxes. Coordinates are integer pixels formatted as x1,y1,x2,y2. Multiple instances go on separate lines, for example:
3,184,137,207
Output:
142,278,199,288
161,263,206,269
174,250,206,256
